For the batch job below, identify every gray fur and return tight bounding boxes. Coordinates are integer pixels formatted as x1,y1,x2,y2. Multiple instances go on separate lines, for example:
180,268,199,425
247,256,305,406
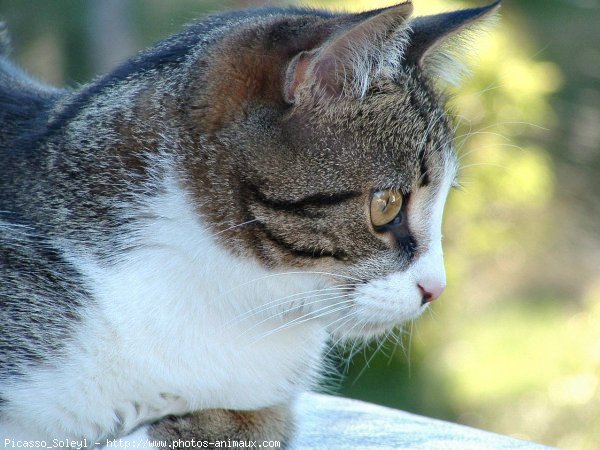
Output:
0,222,87,375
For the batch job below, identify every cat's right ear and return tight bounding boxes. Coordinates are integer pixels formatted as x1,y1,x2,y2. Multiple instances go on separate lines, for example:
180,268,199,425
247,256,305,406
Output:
284,50,317,104
283,2,413,103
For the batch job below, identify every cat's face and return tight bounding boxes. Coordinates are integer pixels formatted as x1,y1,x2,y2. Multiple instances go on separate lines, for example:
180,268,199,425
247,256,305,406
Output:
226,75,456,338
183,2,498,338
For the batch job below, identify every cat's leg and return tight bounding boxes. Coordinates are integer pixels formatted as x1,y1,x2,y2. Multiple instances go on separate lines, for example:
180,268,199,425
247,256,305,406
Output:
149,404,293,449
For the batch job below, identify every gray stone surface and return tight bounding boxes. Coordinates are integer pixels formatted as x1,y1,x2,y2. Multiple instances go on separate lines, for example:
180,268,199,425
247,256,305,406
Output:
291,393,555,450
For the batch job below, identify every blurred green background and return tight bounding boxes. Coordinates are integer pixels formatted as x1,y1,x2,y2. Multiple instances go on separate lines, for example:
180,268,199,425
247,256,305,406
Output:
1,0,598,448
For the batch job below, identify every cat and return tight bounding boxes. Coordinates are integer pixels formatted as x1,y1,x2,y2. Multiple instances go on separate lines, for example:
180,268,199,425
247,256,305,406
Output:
0,1,499,447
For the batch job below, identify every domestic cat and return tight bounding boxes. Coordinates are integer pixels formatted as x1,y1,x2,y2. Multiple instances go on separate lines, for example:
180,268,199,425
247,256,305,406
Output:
0,1,499,446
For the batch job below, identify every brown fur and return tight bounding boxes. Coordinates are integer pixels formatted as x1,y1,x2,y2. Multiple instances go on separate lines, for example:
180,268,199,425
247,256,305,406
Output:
150,405,293,449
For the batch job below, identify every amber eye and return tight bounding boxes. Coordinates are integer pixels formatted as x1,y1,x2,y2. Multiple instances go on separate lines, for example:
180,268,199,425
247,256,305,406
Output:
370,189,403,227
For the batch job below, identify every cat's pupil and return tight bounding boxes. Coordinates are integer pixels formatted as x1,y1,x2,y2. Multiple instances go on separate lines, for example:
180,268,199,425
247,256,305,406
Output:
383,212,403,229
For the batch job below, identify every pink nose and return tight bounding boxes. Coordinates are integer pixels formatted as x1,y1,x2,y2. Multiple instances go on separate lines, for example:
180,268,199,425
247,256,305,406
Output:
418,281,446,304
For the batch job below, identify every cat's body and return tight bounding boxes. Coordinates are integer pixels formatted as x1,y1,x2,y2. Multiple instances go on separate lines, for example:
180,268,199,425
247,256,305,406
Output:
0,2,498,446
1,10,332,440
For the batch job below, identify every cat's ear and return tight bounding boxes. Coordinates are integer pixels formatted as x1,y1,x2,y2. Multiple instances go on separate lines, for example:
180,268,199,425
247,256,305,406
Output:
404,1,501,85
284,2,413,103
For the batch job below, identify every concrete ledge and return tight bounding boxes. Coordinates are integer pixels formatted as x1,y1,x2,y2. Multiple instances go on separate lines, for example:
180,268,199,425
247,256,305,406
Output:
292,393,554,449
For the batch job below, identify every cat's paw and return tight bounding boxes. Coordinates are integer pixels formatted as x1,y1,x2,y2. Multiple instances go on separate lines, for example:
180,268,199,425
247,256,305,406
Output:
149,405,293,449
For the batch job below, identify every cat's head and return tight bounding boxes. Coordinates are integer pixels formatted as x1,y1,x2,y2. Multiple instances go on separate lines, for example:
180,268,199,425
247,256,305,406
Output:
182,1,500,338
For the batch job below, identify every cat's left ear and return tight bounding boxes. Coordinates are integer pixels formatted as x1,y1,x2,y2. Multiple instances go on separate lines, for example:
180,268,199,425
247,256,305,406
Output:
404,1,501,85
284,2,414,103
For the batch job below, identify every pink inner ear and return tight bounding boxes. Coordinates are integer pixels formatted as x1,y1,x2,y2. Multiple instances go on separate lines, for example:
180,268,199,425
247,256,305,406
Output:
283,3,413,104
284,51,314,104
284,47,346,103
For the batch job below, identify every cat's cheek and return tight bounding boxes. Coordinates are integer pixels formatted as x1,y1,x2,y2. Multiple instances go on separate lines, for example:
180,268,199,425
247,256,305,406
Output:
329,272,425,339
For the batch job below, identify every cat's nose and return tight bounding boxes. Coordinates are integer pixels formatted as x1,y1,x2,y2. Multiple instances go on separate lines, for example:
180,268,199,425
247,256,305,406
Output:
418,280,446,304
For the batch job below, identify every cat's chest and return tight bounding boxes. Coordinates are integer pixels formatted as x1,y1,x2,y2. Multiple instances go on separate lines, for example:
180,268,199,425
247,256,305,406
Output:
31,186,330,438
23,296,326,441
88,309,326,431
72,227,326,428
96,293,327,410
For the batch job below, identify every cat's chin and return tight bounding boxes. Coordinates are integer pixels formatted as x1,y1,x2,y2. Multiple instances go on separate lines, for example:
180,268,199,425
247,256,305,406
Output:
328,306,428,340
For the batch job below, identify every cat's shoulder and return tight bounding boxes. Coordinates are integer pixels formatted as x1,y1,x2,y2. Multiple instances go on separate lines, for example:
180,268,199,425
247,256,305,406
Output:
0,219,88,310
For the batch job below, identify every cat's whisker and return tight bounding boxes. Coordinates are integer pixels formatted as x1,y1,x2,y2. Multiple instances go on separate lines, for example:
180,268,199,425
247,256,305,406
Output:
325,311,363,350
208,271,362,303
473,81,505,97
427,304,441,323
351,332,388,386
459,162,508,171
386,331,401,367
259,294,355,329
343,331,361,362
454,126,510,151
197,219,258,244
454,130,511,149
251,298,355,344
323,320,357,361
377,330,392,361
460,120,548,134
277,297,355,329
224,285,354,327
453,119,547,160
445,111,472,128
228,288,354,324
390,326,407,356
406,320,415,377
239,292,355,335
418,110,446,160
447,80,505,105
457,142,526,165
336,321,371,372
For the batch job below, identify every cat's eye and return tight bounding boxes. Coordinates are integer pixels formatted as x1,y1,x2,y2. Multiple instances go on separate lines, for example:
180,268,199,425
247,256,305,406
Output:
370,189,403,227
